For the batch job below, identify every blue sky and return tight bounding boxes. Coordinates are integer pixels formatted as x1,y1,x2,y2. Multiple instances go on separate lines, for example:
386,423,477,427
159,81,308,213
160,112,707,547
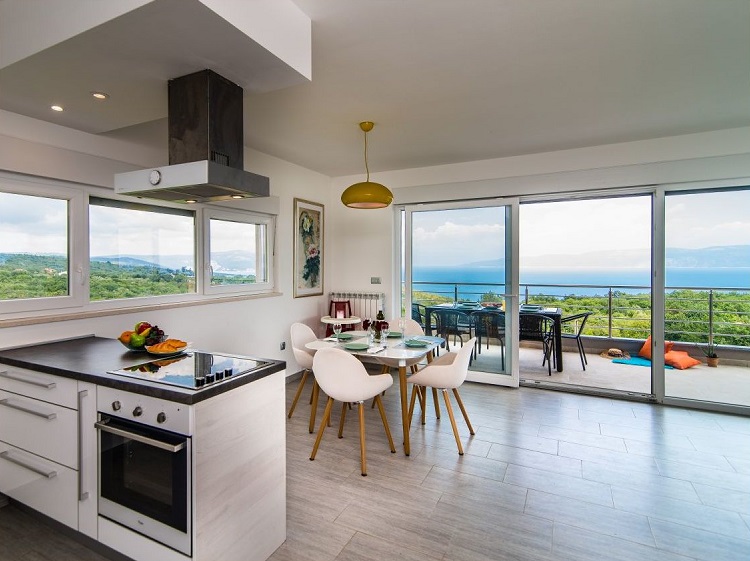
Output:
411,190,750,267
3,190,750,263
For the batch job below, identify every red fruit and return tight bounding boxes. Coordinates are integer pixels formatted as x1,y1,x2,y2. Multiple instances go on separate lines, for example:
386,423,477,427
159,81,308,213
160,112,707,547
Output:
135,321,152,334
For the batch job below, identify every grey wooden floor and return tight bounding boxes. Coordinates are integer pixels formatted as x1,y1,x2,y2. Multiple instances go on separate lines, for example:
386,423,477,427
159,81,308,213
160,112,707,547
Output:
1,379,748,561
274,377,750,561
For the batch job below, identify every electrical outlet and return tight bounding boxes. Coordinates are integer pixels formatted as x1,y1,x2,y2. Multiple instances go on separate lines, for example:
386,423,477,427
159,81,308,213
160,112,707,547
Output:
280,342,286,351
371,276,381,284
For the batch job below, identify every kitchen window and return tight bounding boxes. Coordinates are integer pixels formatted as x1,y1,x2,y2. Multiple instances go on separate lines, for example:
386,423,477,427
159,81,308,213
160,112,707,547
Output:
0,176,85,314
0,171,277,319
203,209,274,296
89,197,196,301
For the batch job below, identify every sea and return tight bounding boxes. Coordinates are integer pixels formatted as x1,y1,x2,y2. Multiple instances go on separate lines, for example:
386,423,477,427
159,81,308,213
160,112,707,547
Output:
411,265,750,300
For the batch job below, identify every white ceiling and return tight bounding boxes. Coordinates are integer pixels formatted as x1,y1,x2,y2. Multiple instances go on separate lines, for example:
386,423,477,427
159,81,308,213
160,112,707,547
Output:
2,0,750,177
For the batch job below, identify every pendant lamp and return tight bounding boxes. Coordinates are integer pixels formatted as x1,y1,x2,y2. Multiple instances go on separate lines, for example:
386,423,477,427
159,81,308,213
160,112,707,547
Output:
341,121,393,209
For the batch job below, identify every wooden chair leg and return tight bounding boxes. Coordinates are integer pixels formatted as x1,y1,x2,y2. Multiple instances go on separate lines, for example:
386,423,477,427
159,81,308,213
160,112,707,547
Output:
408,384,419,425
310,397,334,460
452,388,475,435
374,395,396,453
372,370,387,409
338,401,348,438
441,389,464,455
358,402,367,476
421,386,427,425
287,369,308,418
308,380,319,433
432,387,441,419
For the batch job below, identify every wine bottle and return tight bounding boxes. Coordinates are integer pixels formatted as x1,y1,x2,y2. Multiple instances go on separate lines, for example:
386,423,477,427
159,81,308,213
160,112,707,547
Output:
374,310,385,341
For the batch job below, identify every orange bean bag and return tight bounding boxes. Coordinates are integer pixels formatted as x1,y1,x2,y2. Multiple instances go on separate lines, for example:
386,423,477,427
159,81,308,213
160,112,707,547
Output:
638,335,674,360
664,350,702,370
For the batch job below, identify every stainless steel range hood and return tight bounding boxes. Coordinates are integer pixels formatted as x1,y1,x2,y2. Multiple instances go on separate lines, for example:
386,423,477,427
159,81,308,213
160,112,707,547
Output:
115,70,269,203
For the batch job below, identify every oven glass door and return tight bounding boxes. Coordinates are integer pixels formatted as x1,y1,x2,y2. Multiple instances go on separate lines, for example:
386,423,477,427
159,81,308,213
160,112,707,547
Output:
98,414,190,552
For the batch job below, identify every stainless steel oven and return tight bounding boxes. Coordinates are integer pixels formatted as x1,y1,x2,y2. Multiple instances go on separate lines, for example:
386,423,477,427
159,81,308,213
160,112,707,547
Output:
96,387,192,556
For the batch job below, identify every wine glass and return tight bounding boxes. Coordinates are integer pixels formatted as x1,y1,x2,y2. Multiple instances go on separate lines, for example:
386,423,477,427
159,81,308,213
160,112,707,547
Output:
381,322,390,342
333,322,342,343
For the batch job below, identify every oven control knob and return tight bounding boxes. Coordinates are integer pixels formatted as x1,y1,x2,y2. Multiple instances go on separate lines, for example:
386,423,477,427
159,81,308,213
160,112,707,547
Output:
133,406,143,417
157,412,167,424
112,401,121,411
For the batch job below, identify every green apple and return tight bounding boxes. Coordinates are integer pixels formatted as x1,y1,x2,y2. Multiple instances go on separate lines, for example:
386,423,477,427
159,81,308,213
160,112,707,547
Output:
129,333,146,348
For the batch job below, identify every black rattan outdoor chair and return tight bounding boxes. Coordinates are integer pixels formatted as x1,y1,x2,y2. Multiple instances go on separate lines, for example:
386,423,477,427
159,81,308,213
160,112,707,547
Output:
560,311,592,370
471,309,505,369
519,313,555,375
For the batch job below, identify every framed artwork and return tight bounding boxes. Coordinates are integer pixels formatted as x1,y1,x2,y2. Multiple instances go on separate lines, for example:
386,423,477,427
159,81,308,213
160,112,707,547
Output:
293,198,324,297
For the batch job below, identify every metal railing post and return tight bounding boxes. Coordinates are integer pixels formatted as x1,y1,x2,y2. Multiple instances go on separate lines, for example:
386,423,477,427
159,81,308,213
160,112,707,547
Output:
708,289,714,345
608,288,613,338
524,285,529,304
454,284,458,303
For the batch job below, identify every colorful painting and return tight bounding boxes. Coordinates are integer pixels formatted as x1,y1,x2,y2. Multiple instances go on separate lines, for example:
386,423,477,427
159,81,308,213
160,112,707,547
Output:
293,198,324,297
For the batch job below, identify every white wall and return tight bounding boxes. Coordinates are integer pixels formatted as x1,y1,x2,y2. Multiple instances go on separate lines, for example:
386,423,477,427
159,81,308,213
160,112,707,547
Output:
0,115,332,374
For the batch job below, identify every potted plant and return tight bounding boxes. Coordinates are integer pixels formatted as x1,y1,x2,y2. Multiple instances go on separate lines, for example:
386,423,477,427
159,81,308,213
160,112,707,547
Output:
702,342,719,367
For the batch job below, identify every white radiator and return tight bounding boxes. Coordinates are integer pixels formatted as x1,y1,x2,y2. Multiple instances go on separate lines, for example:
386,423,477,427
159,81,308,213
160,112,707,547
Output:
329,291,385,321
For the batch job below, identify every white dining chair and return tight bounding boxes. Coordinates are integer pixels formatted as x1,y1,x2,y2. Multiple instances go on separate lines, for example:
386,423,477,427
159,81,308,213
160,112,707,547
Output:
310,347,395,476
376,318,441,418
407,337,476,455
289,322,320,432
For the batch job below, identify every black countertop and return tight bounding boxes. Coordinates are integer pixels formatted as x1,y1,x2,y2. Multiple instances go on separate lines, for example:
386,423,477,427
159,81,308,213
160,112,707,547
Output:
0,336,285,405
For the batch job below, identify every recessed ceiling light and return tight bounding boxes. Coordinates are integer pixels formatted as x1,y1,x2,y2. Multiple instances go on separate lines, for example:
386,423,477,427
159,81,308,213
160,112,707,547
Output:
50,105,63,112
91,92,109,100
230,195,244,199
185,200,198,204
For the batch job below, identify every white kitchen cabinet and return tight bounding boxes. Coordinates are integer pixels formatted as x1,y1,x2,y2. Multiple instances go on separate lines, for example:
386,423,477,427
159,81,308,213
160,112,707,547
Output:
0,389,78,468
0,367,97,535
0,367,78,408
0,443,78,529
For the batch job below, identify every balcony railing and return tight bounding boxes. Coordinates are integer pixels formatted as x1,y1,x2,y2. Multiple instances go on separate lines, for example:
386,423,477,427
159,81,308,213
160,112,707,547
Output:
410,281,750,348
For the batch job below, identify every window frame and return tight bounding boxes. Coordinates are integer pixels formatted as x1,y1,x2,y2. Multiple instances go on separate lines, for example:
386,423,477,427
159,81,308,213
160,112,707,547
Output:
0,171,279,320
202,208,276,297
0,174,86,314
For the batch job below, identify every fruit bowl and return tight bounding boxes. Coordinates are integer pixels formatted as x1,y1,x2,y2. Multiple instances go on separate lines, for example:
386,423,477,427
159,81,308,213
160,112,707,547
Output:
118,322,167,351
120,340,148,352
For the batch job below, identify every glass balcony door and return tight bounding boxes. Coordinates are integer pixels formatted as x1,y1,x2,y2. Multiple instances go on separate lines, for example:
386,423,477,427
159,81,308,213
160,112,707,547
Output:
401,198,520,387
662,187,750,408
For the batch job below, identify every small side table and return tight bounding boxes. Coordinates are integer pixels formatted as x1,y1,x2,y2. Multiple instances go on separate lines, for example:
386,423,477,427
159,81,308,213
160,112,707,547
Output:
321,315,361,337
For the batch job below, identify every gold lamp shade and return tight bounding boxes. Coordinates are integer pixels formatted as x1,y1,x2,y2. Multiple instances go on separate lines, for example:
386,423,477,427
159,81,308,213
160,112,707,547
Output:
341,121,393,209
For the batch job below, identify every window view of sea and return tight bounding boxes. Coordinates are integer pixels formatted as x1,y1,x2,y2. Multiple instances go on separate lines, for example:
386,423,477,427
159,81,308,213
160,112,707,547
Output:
411,266,750,300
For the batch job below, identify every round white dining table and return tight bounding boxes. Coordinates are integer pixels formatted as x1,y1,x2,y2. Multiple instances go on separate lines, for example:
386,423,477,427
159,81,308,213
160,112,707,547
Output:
305,331,443,455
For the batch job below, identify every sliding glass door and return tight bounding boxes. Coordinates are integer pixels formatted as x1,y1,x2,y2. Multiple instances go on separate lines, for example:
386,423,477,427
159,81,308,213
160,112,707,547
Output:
401,198,520,387
663,187,750,408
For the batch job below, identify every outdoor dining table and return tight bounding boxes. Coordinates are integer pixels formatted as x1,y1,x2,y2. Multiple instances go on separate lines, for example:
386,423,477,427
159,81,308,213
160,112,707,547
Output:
520,307,563,372
424,303,564,372
306,331,444,456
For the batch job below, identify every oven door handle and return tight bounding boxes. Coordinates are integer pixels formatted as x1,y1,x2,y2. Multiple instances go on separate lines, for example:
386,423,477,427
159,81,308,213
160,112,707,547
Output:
95,420,186,453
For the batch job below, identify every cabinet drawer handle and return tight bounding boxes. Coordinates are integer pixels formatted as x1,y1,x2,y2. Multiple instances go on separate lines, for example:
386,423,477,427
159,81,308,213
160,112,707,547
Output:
0,450,57,479
0,370,56,389
0,398,57,420
77,389,89,501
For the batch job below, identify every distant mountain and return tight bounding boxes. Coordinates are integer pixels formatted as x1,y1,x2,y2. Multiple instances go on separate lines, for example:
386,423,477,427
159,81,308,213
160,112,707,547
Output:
89,250,256,274
464,245,750,269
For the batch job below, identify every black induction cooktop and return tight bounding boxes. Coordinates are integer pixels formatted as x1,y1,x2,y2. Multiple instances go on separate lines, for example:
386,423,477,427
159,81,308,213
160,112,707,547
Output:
108,351,269,390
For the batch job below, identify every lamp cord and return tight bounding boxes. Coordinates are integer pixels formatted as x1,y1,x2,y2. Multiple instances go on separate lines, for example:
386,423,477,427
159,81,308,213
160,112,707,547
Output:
363,130,370,182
